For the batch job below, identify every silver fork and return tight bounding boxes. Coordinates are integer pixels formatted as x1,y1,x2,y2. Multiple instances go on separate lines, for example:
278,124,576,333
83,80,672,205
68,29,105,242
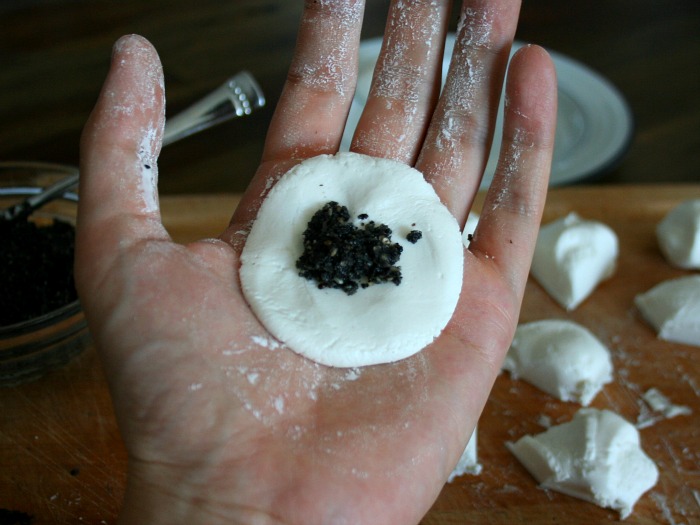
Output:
2,71,265,222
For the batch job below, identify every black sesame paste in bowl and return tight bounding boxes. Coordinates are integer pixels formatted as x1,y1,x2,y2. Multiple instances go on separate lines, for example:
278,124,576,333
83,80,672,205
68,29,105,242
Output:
1,162,87,386
1,215,77,326
296,201,421,295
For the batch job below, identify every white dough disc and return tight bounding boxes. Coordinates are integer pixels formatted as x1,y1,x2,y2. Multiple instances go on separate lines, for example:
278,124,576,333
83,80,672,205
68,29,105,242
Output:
239,152,464,368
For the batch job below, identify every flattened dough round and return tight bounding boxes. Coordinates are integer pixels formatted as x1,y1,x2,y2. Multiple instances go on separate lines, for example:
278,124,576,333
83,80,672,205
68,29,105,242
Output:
239,152,464,367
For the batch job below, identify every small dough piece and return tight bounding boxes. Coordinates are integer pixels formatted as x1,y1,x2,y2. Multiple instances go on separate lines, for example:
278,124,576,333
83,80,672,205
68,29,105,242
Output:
642,387,691,419
634,275,700,347
240,152,464,368
636,387,692,428
531,213,618,310
656,199,700,269
503,319,613,406
448,428,482,482
507,408,659,520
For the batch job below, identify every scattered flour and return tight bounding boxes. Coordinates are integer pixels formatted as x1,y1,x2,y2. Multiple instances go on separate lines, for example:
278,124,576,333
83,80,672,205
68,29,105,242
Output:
636,387,692,429
537,414,552,428
656,199,700,269
273,396,285,415
290,0,364,98
250,334,281,350
650,493,685,525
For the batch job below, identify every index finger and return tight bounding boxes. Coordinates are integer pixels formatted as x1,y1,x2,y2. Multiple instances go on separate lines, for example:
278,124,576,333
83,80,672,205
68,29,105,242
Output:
262,0,365,164
77,35,169,284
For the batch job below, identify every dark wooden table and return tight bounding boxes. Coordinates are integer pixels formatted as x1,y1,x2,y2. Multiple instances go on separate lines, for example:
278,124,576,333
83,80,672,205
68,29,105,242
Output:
1,0,698,195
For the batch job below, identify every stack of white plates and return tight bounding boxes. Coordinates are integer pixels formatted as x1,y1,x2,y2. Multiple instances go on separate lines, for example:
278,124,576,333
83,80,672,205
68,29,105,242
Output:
341,36,633,188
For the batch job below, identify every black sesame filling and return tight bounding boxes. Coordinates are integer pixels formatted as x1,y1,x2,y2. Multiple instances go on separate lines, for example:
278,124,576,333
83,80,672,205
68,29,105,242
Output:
406,230,422,244
296,201,421,295
1,215,77,326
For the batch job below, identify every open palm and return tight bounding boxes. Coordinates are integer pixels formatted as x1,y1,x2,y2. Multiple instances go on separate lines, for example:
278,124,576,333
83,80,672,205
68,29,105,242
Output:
76,1,556,524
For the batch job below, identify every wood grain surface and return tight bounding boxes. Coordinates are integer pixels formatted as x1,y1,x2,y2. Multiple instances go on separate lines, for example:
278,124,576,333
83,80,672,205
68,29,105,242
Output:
1,185,698,524
1,0,699,193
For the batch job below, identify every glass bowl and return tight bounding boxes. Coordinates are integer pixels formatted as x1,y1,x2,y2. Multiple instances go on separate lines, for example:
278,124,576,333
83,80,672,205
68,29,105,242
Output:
0,162,89,386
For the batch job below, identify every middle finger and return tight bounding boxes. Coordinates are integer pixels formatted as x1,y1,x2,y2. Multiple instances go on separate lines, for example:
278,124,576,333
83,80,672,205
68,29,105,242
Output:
350,0,451,164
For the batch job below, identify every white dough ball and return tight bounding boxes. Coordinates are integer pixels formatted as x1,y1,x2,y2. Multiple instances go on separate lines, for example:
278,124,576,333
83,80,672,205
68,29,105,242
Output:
507,408,658,520
239,152,464,368
531,213,618,310
504,319,613,406
656,199,700,269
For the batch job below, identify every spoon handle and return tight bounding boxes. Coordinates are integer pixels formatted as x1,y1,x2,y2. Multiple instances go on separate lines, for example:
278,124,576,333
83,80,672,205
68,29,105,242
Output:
3,72,265,222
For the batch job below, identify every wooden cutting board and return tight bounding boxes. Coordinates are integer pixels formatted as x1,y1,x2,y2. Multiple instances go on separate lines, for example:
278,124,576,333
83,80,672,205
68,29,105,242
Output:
1,185,698,524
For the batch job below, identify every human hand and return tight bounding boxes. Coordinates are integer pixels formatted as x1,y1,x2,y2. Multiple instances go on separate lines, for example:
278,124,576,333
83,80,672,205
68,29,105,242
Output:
76,1,556,524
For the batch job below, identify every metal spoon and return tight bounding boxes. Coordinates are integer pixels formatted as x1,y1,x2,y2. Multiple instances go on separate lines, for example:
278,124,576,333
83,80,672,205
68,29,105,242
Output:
2,71,265,222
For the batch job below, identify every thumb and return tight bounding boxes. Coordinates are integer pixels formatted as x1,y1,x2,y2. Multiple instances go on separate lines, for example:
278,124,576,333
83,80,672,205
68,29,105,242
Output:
76,35,169,292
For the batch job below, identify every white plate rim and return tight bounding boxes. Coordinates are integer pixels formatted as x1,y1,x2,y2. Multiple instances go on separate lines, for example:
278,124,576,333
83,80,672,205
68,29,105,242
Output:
341,35,634,188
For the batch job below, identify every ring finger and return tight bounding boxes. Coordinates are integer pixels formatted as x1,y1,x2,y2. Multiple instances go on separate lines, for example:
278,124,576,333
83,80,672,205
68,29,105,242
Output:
416,0,522,224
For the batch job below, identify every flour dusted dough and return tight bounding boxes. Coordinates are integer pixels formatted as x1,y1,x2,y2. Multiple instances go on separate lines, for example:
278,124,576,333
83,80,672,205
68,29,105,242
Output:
507,408,659,519
531,213,618,310
239,152,464,368
656,199,700,269
636,387,692,428
504,319,613,406
461,212,479,248
635,275,700,347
